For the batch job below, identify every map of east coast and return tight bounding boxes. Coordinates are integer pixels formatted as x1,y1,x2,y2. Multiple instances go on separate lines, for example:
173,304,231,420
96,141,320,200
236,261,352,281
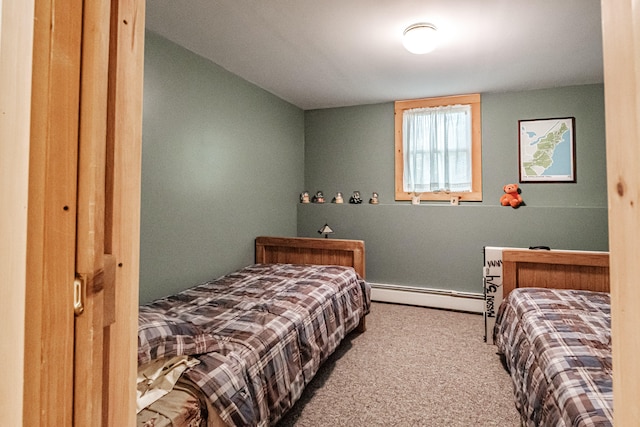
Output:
519,118,574,181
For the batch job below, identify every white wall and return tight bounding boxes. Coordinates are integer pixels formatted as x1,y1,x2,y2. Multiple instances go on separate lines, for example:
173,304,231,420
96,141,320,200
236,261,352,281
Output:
0,0,34,424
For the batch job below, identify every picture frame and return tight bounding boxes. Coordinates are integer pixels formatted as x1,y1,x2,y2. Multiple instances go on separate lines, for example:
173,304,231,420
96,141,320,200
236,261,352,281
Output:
518,117,576,183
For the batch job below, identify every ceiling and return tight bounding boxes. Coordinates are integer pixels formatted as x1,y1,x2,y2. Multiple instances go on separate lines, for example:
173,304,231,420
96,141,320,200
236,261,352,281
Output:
145,0,603,111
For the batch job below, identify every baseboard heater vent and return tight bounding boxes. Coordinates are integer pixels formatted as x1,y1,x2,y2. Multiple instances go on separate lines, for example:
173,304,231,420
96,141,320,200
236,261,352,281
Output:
370,283,484,314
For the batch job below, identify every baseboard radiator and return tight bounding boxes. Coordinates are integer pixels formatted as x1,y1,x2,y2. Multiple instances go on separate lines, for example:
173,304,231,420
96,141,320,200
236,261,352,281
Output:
370,283,484,314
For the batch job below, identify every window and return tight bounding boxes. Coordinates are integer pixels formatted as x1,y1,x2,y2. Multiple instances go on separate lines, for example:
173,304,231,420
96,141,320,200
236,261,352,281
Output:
395,94,482,201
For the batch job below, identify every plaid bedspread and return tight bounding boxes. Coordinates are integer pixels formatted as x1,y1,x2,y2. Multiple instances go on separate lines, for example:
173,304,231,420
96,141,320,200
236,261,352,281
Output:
493,288,612,427
139,263,371,427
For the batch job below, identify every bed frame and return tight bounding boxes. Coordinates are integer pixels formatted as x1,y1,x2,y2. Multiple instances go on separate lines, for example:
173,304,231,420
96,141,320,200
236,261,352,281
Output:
502,248,610,297
255,236,366,279
496,249,613,426
256,236,367,332
139,236,369,427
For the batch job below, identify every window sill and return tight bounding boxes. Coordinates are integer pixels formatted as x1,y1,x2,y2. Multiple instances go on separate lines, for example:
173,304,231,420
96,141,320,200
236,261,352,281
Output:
395,191,482,202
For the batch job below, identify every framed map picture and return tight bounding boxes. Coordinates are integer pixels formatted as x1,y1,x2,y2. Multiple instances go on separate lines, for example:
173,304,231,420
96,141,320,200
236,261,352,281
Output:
518,117,576,183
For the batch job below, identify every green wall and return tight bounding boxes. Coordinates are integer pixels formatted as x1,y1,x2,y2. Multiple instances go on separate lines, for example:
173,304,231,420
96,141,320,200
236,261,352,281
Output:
140,30,607,299
140,32,304,303
300,85,608,293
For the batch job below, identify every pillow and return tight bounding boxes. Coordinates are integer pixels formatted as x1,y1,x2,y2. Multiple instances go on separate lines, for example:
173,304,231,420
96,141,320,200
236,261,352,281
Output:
136,355,200,413
138,309,214,366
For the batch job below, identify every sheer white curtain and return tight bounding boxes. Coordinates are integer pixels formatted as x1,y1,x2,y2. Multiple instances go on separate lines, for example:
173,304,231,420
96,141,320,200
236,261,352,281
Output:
402,104,472,193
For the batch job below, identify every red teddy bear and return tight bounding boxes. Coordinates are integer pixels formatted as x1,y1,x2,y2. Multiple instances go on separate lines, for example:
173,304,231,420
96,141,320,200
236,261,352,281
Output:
500,183,523,208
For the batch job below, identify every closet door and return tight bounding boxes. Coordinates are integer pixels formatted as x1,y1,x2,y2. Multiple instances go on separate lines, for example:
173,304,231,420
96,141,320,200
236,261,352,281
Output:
73,0,114,424
25,0,144,425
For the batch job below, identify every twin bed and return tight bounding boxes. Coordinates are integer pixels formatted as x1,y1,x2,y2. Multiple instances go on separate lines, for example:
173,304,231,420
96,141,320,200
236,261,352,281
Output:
137,236,370,427
493,249,612,426
136,237,613,426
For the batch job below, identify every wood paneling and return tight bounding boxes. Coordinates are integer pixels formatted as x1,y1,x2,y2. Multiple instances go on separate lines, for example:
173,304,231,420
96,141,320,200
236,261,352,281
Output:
601,0,640,423
25,0,83,424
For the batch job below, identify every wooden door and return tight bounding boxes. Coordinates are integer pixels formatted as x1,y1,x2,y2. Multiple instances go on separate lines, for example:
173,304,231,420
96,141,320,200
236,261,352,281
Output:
25,0,83,423
601,0,640,423
25,0,144,425
74,0,115,424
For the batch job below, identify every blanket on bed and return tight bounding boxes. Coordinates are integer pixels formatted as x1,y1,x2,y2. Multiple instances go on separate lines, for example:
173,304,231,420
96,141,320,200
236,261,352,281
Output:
493,288,612,427
139,263,370,427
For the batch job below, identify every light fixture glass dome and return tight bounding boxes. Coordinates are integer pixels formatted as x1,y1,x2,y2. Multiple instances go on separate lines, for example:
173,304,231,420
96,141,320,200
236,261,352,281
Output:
402,23,438,54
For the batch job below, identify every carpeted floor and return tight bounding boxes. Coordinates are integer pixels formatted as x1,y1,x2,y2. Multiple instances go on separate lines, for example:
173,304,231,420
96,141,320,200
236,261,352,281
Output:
277,302,521,427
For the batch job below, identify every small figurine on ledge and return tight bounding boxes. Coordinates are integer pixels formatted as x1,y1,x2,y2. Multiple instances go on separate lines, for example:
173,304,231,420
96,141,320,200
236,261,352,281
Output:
349,191,362,204
300,191,310,204
332,192,344,204
369,192,379,204
312,191,325,203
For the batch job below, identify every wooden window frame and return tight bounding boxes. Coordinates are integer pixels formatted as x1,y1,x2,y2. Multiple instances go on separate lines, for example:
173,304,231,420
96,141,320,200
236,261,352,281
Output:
394,94,482,202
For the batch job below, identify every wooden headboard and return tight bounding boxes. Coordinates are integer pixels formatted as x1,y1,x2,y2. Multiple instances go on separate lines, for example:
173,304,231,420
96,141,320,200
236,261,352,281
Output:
255,236,366,279
502,249,609,298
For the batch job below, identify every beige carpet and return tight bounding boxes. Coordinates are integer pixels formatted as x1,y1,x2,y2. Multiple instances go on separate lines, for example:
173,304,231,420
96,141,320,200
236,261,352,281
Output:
277,302,521,427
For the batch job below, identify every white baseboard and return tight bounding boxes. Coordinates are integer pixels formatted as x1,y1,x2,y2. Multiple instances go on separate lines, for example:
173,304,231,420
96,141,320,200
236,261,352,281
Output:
370,283,484,314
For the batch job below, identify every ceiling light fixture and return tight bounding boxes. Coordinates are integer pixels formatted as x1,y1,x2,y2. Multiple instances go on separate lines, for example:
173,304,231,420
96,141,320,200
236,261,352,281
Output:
402,23,438,54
